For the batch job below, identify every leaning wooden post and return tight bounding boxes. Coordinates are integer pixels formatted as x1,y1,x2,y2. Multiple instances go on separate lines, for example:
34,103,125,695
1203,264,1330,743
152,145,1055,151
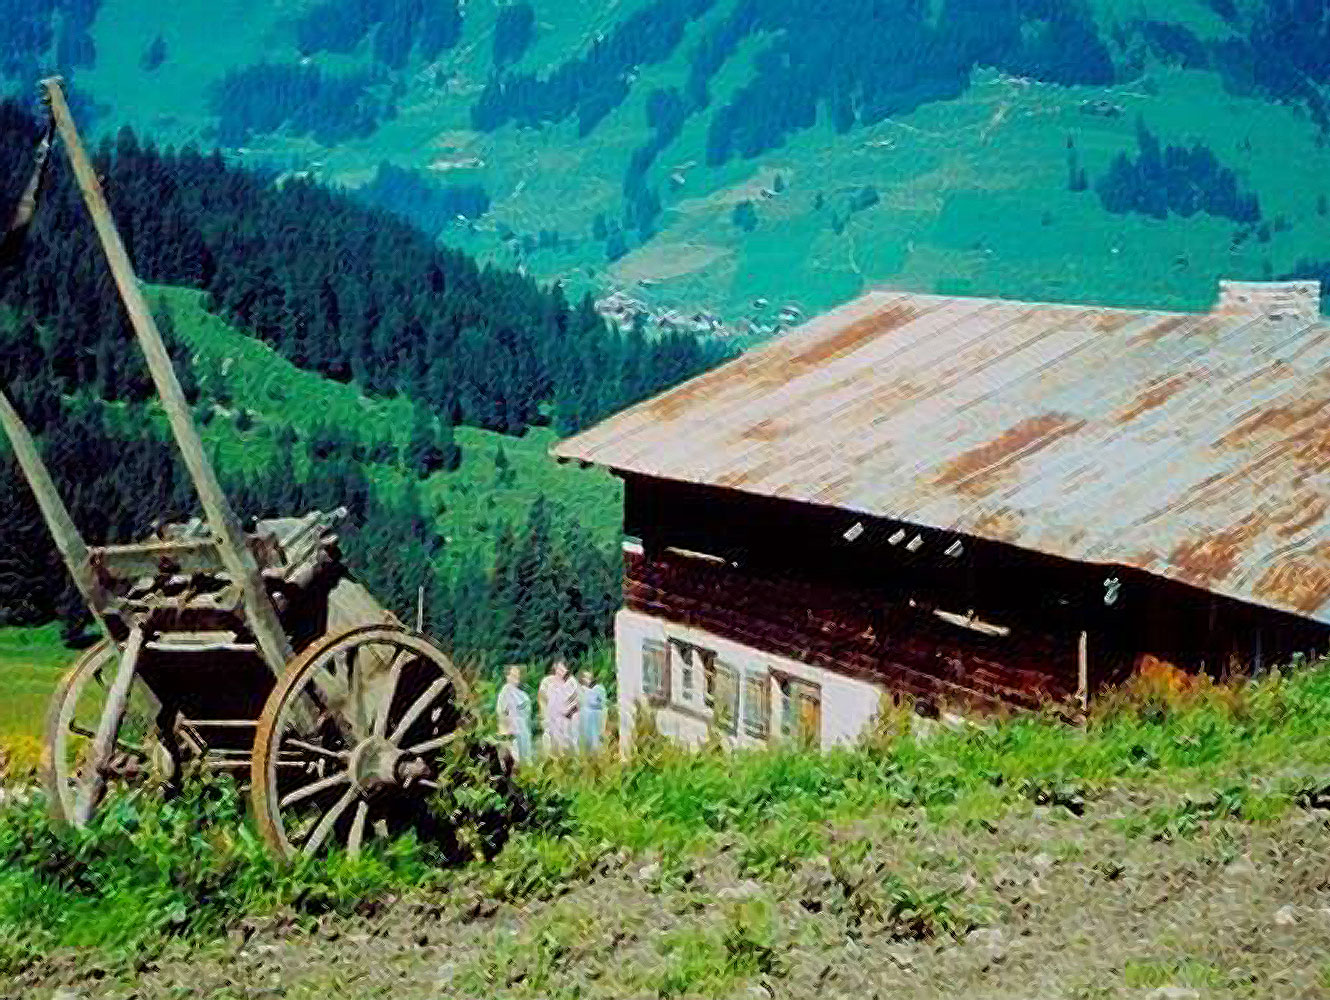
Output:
1077,629,1089,714
73,625,145,826
0,388,108,630
39,78,293,678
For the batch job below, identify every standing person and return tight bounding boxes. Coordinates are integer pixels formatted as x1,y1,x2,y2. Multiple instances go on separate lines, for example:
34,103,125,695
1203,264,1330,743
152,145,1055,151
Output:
495,665,533,766
537,663,560,754
547,659,581,753
579,669,607,752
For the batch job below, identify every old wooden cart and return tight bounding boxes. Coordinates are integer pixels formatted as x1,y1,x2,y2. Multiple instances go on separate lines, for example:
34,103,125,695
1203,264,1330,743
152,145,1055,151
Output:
0,79,475,858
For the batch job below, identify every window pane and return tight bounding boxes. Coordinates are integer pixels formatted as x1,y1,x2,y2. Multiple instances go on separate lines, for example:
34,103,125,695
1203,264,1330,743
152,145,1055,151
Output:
779,677,820,743
643,640,668,703
713,662,738,733
795,686,821,743
743,672,769,739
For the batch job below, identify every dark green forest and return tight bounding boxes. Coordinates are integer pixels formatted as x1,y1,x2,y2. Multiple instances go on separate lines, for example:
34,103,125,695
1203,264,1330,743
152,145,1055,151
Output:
1093,118,1262,223
0,98,722,667
210,64,396,146
355,162,491,234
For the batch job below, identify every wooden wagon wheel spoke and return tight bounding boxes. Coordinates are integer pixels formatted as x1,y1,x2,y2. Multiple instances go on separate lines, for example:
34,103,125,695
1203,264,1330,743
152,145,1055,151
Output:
279,770,350,809
285,738,348,761
403,731,461,755
390,676,453,744
251,624,473,860
347,799,370,856
372,647,408,738
303,787,358,856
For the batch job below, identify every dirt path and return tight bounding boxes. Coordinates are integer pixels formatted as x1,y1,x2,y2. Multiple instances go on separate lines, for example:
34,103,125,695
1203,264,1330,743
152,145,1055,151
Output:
15,790,1329,1000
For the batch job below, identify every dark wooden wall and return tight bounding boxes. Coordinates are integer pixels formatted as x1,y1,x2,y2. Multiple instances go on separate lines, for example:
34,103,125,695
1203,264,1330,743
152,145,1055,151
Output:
621,474,1329,709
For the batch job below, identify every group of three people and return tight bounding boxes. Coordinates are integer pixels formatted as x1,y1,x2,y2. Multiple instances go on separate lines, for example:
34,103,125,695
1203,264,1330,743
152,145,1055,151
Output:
494,659,607,765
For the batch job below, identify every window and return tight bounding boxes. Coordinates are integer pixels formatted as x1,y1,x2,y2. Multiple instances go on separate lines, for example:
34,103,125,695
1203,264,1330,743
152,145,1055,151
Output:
742,671,771,740
642,639,669,705
669,639,716,708
710,660,739,734
669,638,695,701
778,676,822,745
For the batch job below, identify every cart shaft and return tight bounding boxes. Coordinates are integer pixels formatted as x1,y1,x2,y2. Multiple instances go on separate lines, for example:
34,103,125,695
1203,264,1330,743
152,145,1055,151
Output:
0,388,109,626
40,78,294,678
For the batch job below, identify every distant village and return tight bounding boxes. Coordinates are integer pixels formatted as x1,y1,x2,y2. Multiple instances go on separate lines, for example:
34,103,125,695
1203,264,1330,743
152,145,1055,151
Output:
595,287,804,341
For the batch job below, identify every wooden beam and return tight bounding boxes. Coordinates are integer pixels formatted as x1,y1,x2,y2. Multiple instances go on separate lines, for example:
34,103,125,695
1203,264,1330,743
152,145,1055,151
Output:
40,78,293,678
1077,629,1089,713
0,388,109,623
91,537,220,579
74,625,144,825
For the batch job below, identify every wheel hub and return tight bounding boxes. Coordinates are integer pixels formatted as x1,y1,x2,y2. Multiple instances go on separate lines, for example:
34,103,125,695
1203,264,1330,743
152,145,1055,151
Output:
348,736,402,795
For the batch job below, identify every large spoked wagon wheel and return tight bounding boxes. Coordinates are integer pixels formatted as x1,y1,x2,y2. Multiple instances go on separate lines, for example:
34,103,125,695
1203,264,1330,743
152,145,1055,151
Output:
41,639,173,828
251,624,473,859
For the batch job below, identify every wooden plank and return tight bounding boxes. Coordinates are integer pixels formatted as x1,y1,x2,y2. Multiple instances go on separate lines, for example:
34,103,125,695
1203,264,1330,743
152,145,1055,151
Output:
1077,629,1089,712
92,537,220,579
0,388,110,623
74,626,144,825
41,78,293,678
623,547,1079,712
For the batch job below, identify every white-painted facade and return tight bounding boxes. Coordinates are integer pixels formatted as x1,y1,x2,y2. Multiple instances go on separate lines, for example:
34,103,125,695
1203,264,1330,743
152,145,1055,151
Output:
614,606,887,755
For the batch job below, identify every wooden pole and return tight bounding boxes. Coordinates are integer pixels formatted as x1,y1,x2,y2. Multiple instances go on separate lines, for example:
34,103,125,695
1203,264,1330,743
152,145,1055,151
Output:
40,78,292,678
0,388,108,624
1077,629,1089,714
74,625,144,825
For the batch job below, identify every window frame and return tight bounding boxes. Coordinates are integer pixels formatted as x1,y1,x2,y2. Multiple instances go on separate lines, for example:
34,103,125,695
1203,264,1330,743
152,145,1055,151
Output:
742,669,771,740
710,659,739,735
642,638,670,706
776,673,822,745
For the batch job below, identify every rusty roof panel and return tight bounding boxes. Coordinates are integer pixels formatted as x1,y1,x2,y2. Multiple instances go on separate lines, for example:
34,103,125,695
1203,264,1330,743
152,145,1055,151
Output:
554,290,1330,624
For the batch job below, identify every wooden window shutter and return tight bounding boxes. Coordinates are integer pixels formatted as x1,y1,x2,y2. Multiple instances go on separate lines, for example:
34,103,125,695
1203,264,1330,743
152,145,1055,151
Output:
742,671,770,739
642,639,669,705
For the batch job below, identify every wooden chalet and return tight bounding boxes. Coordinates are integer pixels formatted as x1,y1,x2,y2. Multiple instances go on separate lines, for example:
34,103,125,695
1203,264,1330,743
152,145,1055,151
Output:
554,280,1330,750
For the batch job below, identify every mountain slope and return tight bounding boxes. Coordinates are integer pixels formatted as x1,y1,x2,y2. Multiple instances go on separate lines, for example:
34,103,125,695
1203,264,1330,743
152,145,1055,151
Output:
6,0,1329,332
1,95,719,678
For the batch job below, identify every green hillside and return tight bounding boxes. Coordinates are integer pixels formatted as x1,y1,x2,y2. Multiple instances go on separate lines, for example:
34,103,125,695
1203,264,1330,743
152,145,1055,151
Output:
151,284,621,569
6,0,1327,332
0,286,622,772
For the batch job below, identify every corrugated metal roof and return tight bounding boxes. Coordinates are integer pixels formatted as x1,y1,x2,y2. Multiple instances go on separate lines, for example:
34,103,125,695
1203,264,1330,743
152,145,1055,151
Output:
554,289,1330,625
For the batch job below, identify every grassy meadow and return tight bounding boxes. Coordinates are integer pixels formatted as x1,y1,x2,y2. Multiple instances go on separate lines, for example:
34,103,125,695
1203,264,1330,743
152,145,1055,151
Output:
0,626,70,774
150,284,622,571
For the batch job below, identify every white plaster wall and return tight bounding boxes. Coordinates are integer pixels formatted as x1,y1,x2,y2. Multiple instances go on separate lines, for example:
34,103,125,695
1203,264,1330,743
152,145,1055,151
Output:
615,607,887,754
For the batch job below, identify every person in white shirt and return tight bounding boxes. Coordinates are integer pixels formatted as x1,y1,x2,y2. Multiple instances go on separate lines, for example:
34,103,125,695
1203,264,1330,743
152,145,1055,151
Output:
541,659,580,753
579,669,607,751
495,664,533,765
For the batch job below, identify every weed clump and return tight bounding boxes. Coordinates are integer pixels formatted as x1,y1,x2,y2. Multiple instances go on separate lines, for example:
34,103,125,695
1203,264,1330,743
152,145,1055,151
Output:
800,844,973,942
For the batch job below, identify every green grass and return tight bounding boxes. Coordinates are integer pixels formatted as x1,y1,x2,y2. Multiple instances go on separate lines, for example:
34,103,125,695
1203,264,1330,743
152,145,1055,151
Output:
1123,957,1228,989
0,776,457,974
0,625,72,774
2,656,1328,986
526,661,1330,857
